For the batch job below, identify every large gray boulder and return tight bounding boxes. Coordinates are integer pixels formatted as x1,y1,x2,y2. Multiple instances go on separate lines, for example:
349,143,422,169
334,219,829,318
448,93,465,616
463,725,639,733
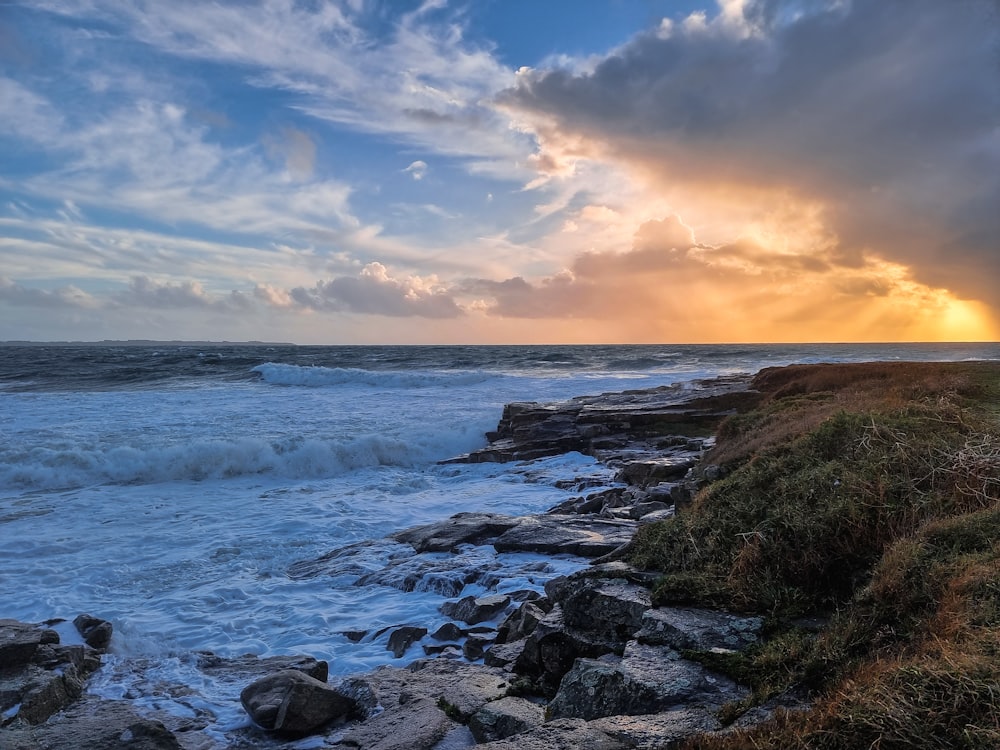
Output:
636,607,764,652
240,669,363,736
547,641,748,721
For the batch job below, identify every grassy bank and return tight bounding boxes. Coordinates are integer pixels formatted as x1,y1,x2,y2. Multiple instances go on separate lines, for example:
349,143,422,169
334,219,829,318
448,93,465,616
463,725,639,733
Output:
628,361,1000,748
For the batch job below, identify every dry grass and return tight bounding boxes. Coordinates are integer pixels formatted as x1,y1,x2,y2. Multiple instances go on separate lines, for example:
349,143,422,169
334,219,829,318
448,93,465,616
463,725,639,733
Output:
628,361,1000,749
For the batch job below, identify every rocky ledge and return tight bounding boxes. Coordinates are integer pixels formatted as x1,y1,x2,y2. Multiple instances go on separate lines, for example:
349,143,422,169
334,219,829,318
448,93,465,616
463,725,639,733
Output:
2,378,784,749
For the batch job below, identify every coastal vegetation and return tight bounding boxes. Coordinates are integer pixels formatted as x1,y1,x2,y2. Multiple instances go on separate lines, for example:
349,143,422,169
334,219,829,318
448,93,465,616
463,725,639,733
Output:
630,361,1000,748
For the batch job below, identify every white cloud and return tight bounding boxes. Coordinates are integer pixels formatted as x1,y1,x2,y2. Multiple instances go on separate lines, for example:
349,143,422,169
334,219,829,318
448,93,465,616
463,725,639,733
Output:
404,160,428,180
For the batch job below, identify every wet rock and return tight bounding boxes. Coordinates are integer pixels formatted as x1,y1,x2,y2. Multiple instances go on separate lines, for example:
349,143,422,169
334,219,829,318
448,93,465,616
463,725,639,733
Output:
468,696,545,742
356,553,500,598
240,669,358,736
547,641,748,721
496,600,549,644
387,626,428,658
636,607,764,652
514,606,617,690
463,632,495,661
73,613,113,652
0,620,103,727
391,512,521,552
0,620,59,669
493,515,636,558
431,622,465,641
195,652,329,682
440,594,511,625
475,717,625,750
2,697,182,749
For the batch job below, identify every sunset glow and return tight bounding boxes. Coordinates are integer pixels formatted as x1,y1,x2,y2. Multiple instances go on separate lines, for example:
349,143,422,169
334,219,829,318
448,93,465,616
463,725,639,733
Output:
1,0,997,343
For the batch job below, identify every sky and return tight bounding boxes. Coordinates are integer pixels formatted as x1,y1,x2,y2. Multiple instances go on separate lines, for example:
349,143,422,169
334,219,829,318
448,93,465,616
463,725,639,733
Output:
1,0,998,344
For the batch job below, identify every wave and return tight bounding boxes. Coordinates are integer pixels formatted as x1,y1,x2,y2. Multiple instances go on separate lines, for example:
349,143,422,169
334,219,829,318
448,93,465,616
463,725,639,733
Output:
251,363,502,389
0,433,458,490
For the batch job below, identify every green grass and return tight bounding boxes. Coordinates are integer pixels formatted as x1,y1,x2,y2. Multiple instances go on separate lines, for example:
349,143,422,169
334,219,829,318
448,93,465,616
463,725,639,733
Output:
625,362,1000,749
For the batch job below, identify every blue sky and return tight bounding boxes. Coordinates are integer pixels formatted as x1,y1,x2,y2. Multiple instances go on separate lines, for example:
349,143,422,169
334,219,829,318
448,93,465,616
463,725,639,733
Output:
1,0,998,343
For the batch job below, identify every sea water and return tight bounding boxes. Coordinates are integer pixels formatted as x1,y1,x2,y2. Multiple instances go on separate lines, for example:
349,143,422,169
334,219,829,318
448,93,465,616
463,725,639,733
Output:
1,342,997,739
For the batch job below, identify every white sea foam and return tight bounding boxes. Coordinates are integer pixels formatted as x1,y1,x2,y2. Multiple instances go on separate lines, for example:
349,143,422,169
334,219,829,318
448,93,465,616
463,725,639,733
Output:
252,362,501,388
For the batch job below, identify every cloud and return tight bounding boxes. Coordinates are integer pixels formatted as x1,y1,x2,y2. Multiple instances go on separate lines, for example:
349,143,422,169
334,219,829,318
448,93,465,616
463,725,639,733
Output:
500,0,1000,309
404,160,428,180
0,276,96,308
289,262,464,318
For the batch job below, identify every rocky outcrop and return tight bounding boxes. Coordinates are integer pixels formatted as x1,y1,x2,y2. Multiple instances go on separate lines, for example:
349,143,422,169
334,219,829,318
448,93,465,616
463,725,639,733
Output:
446,376,757,464
0,618,103,728
240,669,369,736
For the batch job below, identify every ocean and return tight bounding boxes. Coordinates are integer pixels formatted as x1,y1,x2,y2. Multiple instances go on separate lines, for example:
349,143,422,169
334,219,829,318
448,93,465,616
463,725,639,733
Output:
2,342,997,740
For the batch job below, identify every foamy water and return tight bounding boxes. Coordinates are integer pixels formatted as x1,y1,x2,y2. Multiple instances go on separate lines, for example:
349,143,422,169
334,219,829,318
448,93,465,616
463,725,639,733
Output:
2,342,997,742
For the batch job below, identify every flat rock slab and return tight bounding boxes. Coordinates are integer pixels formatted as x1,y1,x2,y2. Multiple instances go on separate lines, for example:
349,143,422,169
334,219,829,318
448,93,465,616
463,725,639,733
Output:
493,516,636,558
1,697,182,750
333,696,456,750
469,696,545,742
475,717,626,750
391,513,522,553
590,707,723,748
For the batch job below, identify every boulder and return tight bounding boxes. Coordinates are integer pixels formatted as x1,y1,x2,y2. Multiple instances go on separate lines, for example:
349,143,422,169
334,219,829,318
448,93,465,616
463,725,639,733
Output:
547,641,748,721
386,626,428,658
0,619,59,669
636,607,764,652
73,613,113,651
496,600,549,643
546,576,651,648
440,594,511,625
240,669,359,736
514,606,616,690
468,696,545,742
400,659,510,721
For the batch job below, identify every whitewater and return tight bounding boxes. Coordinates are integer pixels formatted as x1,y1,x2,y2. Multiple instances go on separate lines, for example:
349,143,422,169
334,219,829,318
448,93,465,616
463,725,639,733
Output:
2,342,997,740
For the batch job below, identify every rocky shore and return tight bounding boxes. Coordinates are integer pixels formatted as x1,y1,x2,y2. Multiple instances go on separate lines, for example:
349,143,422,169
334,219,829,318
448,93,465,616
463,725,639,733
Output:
2,375,787,749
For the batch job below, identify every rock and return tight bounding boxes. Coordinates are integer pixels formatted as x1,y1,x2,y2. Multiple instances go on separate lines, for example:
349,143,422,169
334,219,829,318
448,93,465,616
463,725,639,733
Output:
1,697,182,749
240,669,358,736
483,639,527,669
463,632,495,661
493,516,636,558
0,620,59,669
547,641,748,721
514,606,616,690
387,626,428,658
468,696,545,742
546,576,652,649
616,455,697,487
356,551,500,597
0,620,103,727
475,717,626,750
589,707,722,747
73,613,113,651
496,600,549,643
391,512,521,552
401,659,510,721
440,594,511,625
636,607,764,652
431,622,465,641
195,651,329,682
334,696,456,750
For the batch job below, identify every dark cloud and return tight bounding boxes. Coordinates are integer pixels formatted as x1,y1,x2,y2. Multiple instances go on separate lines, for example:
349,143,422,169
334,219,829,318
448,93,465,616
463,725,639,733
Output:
289,262,464,318
502,0,1000,308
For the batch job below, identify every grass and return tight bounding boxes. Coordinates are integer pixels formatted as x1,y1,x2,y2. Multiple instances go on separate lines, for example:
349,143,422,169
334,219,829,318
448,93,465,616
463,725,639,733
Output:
626,361,1000,749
